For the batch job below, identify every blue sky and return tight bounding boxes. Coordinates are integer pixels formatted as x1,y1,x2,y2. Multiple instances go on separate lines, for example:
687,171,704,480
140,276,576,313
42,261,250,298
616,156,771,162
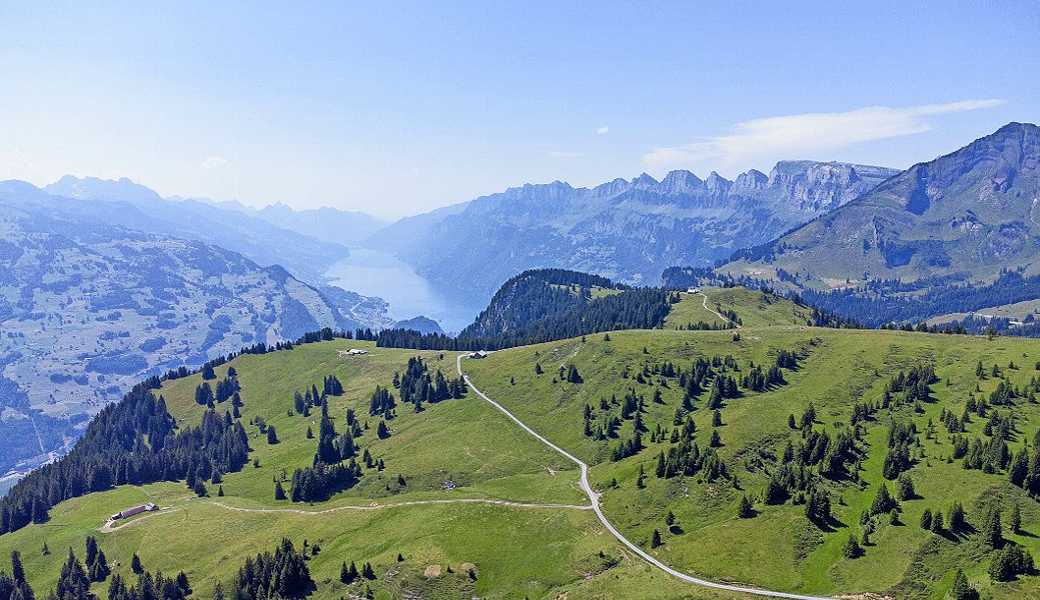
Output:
1,1,1037,220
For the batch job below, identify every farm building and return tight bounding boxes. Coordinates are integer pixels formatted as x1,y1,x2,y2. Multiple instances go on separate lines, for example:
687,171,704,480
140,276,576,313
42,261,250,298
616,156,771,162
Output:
110,502,157,521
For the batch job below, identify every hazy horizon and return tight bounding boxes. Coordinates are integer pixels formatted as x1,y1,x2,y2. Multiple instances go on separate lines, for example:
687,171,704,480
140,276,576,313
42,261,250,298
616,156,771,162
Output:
2,1,1038,220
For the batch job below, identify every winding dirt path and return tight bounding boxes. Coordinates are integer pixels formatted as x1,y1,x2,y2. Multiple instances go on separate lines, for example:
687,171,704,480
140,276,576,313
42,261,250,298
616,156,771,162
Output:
457,354,834,600
100,497,591,533
700,291,742,328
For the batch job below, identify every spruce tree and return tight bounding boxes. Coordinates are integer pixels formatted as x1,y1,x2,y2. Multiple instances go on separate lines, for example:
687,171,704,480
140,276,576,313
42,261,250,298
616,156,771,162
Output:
950,568,976,600
931,510,944,533
982,506,1004,549
842,535,862,559
920,508,932,530
738,495,754,518
650,529,662,548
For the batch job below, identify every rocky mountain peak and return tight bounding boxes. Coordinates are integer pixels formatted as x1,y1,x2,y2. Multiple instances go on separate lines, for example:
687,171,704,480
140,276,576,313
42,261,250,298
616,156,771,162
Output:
631,172,659,188
659,170,704,194
733,169,768,193
705,171,732,194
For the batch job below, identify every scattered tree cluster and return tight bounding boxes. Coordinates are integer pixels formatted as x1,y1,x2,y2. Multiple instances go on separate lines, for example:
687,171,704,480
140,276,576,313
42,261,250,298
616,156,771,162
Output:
231,539,312,599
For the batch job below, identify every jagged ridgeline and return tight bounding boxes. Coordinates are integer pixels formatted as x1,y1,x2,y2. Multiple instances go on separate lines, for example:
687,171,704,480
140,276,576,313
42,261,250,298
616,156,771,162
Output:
709,123,1040,333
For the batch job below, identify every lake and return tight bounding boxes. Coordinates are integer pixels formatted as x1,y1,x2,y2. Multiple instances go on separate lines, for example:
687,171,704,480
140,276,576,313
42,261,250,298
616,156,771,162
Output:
325,248,481,334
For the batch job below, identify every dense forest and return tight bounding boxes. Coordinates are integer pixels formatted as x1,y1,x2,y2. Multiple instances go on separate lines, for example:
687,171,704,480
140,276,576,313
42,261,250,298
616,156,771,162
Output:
459,269,629,339
370,288,675,351
795,269,1040,327
0,379,249,535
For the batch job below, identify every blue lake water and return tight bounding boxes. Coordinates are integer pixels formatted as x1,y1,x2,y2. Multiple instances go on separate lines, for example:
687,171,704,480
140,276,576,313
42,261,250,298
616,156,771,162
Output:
325,249,481,334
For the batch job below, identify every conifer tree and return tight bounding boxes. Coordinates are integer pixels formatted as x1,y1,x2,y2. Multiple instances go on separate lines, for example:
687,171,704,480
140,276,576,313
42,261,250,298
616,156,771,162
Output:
982,506,1004,549
950,568,976,600
738,495,754,518
920,508,932,530
931,510,944,533
842,535,862,559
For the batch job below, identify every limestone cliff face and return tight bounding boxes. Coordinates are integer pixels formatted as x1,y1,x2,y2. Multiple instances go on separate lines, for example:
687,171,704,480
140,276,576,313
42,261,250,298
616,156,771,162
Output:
734,123,1040,283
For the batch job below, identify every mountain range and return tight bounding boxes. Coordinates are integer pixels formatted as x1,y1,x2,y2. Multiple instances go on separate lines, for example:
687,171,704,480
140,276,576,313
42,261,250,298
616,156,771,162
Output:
373,160,899,304
45,176,355,283
724,122,1040,289
0,180,389,478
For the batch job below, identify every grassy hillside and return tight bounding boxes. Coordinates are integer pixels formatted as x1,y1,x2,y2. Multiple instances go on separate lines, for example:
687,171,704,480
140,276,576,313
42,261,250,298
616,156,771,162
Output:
0,337,760,599
464,316,1040,599
155,340,582,507
6,288,1040,599
665,288,811,330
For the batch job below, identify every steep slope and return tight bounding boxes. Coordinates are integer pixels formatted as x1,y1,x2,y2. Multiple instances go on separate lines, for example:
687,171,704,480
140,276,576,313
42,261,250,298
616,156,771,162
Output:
361,199,470,250
44,176,352,282
391,161,897,304
0,193,386,476
725,123,1040,287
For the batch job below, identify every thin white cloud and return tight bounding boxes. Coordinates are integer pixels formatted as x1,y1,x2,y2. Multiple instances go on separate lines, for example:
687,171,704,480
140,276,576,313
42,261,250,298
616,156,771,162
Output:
200,156,228,170
597,126,609,134
643,99,1005,172
547,150,585,159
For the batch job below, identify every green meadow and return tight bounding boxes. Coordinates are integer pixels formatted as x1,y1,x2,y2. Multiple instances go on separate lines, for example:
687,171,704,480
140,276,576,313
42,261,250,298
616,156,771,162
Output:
4,289,1040,599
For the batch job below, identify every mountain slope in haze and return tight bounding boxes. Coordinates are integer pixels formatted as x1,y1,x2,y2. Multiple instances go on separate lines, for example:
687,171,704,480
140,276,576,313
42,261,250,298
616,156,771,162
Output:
44,176,353,282
387,161,898,304
392,315,444,335
251,202,386,244
724,123,1040,287
0,185,387,476
361,199,471,250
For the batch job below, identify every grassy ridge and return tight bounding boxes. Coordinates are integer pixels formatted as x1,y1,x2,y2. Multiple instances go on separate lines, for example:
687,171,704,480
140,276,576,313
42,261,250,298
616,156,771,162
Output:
464,317,1040,598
